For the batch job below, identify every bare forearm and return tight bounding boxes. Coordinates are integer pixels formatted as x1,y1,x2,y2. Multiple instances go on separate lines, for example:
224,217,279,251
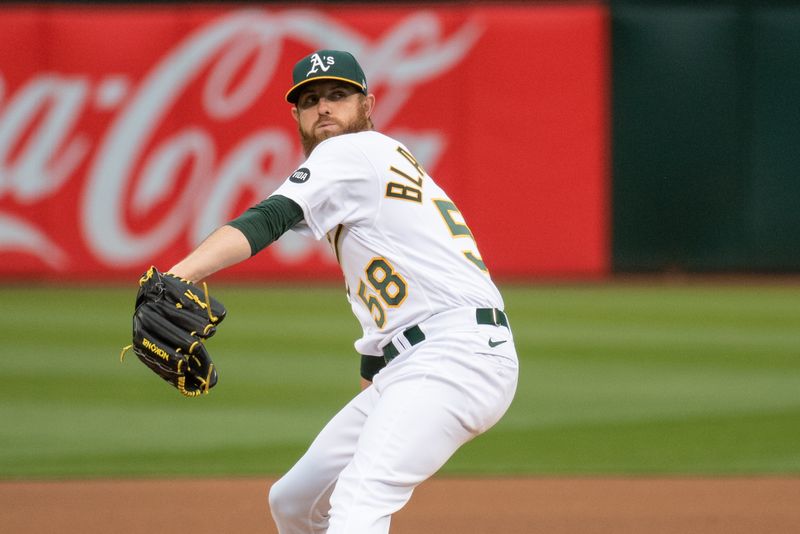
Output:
169,225,251,282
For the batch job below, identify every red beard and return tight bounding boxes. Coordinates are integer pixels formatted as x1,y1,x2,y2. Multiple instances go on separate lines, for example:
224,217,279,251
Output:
299,100,372,157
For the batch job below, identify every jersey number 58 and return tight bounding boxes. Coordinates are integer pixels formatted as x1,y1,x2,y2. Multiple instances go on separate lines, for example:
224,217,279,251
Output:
357,258,407,328
357,199,487,329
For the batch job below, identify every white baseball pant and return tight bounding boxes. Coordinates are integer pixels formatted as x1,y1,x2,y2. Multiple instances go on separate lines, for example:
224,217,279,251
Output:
268,307,519,534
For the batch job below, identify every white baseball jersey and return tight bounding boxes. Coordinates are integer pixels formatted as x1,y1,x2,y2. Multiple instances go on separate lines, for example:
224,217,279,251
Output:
271,131,503,355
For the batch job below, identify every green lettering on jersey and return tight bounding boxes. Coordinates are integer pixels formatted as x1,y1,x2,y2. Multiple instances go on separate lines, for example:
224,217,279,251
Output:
366,258,407,306
433,199,473,238
358,280,385,328
394,146,425,184
357,258,409,328
464,251,487,272
386,182,422,203
389,165,422,187
433,198,489,273
387,146,425,203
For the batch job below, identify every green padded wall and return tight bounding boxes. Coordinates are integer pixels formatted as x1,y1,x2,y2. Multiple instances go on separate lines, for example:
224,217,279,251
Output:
612,1,800,272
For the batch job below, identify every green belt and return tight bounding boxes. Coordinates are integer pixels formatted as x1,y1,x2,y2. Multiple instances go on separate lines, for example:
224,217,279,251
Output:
383,308,509,362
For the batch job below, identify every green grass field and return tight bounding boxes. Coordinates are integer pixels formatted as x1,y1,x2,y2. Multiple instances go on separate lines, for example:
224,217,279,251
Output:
1,282,799,479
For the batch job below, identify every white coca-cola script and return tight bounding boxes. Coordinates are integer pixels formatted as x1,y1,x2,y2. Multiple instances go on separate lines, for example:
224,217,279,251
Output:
0,9,481,269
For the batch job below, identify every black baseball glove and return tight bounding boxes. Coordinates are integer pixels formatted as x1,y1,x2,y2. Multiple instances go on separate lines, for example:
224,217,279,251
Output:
121,266,226,397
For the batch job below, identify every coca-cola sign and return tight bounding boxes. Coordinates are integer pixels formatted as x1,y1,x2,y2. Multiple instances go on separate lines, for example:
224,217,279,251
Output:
0,5,609,280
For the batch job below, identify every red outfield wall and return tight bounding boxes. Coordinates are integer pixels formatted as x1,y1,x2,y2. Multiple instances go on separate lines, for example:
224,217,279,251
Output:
0,4,609,281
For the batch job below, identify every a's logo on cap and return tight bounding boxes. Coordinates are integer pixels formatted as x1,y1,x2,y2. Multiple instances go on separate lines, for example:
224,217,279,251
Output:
290,167,311,184
307,53,334,77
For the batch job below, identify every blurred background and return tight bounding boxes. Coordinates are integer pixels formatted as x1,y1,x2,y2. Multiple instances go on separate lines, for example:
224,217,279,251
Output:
0,0,798,479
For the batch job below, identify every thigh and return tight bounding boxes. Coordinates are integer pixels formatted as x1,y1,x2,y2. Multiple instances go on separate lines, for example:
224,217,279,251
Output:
326,334,518,533
326,370,475,534
270,386,379,524
357,366,479,481
363,335,517,479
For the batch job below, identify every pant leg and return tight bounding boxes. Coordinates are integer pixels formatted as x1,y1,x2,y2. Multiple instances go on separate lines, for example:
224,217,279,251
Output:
269,386,379,534
325,332,519,534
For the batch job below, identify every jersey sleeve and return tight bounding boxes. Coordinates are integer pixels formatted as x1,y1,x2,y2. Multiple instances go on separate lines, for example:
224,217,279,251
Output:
270,136,377,240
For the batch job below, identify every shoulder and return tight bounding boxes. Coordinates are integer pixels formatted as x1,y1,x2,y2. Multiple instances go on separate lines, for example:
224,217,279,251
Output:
311,131,398,159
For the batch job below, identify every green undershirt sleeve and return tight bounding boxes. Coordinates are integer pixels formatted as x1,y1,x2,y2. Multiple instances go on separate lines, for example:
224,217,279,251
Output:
227,195,305,256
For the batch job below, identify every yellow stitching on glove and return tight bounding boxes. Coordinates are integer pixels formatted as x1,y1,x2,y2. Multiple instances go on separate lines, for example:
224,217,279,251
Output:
203,363,214,394
202,282,219,323
177,376,201,397
166,272,191,284
180,283,218,324
119,345,133,362
139,266,155,286
184,289,206,310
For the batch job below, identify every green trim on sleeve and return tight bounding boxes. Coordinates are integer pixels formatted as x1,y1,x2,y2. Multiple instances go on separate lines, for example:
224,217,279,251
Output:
227,195,304,256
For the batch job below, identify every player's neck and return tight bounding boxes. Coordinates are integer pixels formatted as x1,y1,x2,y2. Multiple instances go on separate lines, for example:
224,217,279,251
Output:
300,125,373,157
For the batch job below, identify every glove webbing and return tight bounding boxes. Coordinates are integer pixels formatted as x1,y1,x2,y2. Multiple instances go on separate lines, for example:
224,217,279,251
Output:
177,363,215,397
139,267,219,324
119,345,215,398
182,282,219,324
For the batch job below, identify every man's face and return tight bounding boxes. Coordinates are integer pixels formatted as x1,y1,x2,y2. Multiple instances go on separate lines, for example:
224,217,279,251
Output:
292,80,375,156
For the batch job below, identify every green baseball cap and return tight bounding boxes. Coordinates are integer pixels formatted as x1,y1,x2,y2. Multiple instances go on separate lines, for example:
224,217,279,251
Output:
285,49,368,104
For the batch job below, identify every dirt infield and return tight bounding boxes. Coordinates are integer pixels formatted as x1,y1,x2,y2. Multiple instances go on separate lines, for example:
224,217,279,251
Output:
2,477,798,533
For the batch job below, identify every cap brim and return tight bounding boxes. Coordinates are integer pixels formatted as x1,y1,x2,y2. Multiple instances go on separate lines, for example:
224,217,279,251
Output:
285,76,366,103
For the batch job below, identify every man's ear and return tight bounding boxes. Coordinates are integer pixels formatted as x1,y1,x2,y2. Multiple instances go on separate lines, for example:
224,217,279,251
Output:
291,106,299,123
365,94,376,118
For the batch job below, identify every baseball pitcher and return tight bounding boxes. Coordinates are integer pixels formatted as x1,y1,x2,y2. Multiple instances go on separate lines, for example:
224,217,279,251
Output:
134,49,519,533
